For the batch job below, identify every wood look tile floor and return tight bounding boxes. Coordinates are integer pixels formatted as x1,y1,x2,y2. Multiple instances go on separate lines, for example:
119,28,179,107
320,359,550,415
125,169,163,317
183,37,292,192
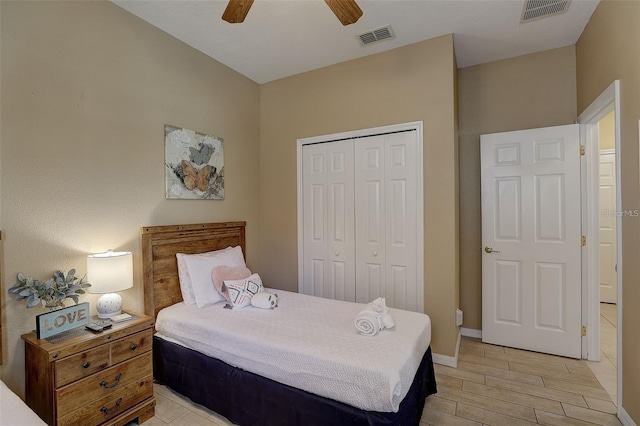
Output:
422,337,620,426
587,303,618,405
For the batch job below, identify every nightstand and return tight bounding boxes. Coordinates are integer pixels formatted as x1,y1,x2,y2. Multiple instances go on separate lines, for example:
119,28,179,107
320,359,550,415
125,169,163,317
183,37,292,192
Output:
21,310,156,426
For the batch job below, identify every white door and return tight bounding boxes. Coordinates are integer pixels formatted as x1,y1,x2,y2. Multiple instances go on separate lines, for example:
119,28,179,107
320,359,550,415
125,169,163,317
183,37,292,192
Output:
354,131,419,311
599,150,617,304
354,135,386,304
302,140,356,301
481,124,582,358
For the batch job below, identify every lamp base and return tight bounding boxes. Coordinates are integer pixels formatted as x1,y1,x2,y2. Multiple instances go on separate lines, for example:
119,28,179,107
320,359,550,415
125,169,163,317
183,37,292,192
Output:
96,293,123,319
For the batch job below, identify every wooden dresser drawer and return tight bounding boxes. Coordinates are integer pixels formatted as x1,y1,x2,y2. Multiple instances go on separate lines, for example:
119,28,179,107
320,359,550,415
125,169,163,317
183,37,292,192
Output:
54,329,153,388
111,329,152,365
58,376,153,426
55,345,111,387
22,311,155,426
55,352,152,418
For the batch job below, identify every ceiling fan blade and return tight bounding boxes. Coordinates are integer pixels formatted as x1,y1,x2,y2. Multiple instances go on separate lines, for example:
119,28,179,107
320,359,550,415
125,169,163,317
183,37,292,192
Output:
324,0,363,26
222,0,255,24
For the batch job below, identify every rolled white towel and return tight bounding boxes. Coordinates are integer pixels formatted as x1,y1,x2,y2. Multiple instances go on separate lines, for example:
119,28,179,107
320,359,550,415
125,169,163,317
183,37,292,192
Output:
354,298,395,336
379,311,395,329
370,298,395,329
355,310,383,336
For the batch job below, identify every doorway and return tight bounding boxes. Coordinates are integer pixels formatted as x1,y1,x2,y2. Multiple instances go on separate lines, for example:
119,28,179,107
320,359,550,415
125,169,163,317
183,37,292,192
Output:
589,110,619,405
598,111,617,306
577,80,622,410
478,80,622,409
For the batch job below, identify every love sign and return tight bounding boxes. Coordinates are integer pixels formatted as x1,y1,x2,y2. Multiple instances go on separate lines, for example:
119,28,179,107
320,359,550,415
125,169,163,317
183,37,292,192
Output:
36,302,90,339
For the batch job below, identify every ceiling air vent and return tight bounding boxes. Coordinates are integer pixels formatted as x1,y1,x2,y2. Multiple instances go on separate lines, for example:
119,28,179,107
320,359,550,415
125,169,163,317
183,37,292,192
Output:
521,0,571,22
357,25,395,46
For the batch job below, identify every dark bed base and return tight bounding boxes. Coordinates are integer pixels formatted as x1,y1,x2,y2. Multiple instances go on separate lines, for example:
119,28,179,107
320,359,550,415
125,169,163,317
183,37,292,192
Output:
153,337,437,426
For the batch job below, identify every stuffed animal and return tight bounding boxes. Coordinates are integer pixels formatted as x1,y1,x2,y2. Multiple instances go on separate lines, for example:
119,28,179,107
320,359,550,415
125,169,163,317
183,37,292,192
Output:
251,292,278,309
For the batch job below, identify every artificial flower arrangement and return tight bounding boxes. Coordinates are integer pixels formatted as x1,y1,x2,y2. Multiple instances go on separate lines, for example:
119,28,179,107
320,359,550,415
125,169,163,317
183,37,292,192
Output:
8,269,91,311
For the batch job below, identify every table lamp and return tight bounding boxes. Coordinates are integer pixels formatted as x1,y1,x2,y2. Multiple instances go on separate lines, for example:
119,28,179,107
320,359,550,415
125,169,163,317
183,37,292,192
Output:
87,250,134,319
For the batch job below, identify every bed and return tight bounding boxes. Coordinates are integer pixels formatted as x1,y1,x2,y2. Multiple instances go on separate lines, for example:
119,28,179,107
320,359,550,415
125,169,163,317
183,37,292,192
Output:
142,221,437,426
0,380,47,426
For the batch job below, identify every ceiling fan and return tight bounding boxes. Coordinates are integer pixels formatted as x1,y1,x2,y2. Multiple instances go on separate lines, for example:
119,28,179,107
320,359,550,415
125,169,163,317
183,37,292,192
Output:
222,0,363,26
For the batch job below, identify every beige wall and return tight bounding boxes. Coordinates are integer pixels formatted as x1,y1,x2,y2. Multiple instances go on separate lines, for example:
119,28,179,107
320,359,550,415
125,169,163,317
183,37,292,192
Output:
6,1,635,415
457,47,577,329
598,111,616,151
260,35,460,357
0,1,261,395
577,0,640,421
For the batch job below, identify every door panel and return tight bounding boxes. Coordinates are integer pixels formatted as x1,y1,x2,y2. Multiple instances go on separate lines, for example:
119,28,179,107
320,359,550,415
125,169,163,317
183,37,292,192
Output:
535,174,566,241
495,260,522,325
302,128,420,312
481,124,581,358
599,150,617,303
311,259,324,297
311,185,324,240
303,141,355,300
385,132,418,311
535,262,565,330
355,136,386,303
390,265,408,308
354,131,418,311
495,177,522,240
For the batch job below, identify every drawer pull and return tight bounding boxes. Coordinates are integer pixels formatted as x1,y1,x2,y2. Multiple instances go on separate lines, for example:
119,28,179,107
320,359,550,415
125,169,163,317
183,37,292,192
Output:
100,398,122,415
130,343,138,350
83,362,91,369
100,373,122,389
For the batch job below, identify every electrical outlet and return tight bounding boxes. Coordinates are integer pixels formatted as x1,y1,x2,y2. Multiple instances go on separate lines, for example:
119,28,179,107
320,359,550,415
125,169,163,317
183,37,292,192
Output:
456,309,463,326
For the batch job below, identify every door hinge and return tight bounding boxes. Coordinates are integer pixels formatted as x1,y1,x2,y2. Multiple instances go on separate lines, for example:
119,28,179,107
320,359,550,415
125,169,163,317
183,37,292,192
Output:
581,325,587,337
580,145,586,156
581,236,586,246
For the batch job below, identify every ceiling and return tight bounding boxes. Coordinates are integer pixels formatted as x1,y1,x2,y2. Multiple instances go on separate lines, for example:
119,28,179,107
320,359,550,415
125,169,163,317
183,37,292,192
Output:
112,0,599,84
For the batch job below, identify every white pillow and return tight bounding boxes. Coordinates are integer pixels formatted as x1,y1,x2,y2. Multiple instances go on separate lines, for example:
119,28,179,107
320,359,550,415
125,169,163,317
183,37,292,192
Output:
177,249,228,304
176,246,244,305
176,252,204,305
183,246,246,308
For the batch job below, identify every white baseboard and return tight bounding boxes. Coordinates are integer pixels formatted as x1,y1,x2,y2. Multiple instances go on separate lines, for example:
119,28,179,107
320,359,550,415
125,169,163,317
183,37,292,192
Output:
461,328,482,339
433,329,461,368
619,406,637,426
432,353,457,367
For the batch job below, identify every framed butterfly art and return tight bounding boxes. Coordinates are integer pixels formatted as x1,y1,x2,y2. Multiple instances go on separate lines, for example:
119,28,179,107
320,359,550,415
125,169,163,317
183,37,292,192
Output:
165,125,224,199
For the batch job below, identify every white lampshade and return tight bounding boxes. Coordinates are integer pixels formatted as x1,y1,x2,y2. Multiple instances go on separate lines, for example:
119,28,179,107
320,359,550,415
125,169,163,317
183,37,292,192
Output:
87,250,134,318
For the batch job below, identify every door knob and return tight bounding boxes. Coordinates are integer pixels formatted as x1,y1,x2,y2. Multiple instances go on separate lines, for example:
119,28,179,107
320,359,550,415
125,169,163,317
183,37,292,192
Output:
373,251,378,257
335,251,340,256
484,246,500,254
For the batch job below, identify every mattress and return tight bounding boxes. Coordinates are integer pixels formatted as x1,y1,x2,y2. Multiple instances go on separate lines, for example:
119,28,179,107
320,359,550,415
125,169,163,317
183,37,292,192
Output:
0,380,47,426
155,289,431,413
154,337,436,426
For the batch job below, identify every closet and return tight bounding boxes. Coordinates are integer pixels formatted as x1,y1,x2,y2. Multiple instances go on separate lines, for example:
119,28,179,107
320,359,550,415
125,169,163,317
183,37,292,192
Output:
299,125,423,313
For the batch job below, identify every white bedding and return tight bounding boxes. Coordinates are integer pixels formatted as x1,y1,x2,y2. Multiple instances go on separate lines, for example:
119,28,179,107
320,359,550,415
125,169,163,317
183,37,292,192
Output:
155,289,431,412
0,380,47,425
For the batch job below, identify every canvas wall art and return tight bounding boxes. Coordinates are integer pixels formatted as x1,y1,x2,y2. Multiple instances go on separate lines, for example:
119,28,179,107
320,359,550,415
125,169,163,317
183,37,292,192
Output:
165,125,224,199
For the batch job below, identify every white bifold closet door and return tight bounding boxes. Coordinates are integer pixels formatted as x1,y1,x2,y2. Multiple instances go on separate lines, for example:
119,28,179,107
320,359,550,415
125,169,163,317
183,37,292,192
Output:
302,131,419,311
302,140,356,301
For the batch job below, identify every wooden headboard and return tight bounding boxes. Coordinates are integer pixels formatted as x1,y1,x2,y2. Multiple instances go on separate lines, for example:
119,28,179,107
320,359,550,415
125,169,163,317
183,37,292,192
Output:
141,222,246,318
